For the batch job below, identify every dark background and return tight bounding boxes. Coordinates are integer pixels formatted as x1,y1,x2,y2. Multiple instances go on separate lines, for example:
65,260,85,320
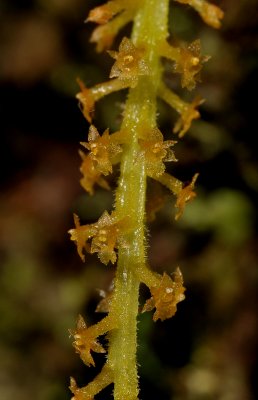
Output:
0,1,258,399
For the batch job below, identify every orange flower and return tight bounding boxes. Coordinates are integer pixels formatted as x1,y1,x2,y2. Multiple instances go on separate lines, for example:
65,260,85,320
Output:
70,315,106,367
70,377,93,400
173,96,204,137
81,125,122,176
175,0,224,29
174,39,210,90
69,214,94,262
175,173,199,220
139,127,177,177
108,37,149,87
96,289,113,313
87,1,124,24
89,5,138,52
80,151,110,195
69,211,130,265
143,268,185,321
90,211,129,264
76,79,95,123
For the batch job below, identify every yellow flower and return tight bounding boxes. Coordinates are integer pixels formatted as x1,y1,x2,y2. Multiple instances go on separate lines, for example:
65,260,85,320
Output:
174,39,210,90
69,212,130,265
70,377,93,400
175,173,199,220
81,125,122,176
173,96,204,137
70,315,106,367
108,37,150,87
139,127,177,177
76,79,95,123
175,0,224,29
143,268,185,321
79,151,110,195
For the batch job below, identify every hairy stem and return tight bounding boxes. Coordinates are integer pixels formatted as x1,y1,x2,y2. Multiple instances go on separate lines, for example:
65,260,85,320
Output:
107,1,169,399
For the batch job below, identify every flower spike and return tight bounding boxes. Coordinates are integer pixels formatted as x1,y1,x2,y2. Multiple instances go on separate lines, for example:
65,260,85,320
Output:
70,0,223,398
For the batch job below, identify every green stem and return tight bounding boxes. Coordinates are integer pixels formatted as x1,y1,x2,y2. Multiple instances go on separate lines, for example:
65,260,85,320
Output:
107,1,170,399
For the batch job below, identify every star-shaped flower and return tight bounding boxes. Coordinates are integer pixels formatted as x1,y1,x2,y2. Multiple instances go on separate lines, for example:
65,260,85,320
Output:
139,127,177,177
81,125,122,176
79,151,110,195
90,211,129,264
143,268,185,321
108,37,150,87
69,211,130,265
70,315,106,367
174,39,210,90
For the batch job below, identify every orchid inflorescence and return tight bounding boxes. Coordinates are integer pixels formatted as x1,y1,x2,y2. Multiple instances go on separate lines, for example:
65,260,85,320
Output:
68,1,223,399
